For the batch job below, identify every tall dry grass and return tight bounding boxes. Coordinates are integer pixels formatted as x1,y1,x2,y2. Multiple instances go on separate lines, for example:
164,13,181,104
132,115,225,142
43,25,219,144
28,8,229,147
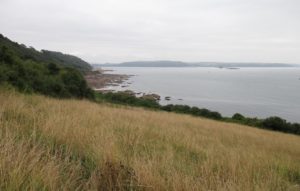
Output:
0,89,299,190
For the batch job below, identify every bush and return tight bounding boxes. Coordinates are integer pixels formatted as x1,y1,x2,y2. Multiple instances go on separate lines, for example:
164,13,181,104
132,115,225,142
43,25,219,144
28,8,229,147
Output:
96,92,160,109
160,104,222,120
262,117,287,131
208,111,222,120
232,113,245,121
47,63,60,75
261,117,300,134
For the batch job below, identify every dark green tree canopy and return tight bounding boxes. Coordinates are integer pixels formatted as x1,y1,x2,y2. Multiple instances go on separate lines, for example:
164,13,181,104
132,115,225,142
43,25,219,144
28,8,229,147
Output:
0,42,93,99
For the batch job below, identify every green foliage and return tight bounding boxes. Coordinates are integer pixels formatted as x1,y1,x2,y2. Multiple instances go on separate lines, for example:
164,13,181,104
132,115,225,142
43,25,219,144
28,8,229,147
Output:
96,92,223,120
61,68,94,98
0,34,91,72
262,117,287,131
161,104,222,120
47,63,60,75
232,113,245,121
41,50,92,72
96,91,160,108
229,114,300,135
0,45,93,99
262,117,300,134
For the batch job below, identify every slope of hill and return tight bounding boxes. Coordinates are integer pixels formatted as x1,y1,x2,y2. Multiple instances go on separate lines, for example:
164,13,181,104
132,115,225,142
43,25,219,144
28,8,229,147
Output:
0,34,93,98
40,50,92,71
1,89,299,190
0,34,92,71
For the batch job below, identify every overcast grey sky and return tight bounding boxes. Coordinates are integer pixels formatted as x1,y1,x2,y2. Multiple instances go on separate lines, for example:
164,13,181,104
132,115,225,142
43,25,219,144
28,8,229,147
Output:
0,0,299,64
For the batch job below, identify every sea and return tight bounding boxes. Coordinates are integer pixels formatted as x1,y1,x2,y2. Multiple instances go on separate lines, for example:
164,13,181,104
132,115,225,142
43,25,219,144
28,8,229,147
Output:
101,67,300,123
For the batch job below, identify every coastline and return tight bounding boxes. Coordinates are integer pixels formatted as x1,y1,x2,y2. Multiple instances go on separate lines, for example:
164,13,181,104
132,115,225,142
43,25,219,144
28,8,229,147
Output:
84,69,132,91
86,67,300,124
85,68,164,101
85,67,300,135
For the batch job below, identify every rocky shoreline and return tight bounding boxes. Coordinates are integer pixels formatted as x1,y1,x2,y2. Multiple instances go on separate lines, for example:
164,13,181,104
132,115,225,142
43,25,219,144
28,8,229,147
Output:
84,69,132,90
85,69,180,102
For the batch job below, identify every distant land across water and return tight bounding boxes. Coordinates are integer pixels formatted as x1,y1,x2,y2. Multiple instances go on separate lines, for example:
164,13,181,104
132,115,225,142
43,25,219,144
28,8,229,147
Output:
93,61,299,68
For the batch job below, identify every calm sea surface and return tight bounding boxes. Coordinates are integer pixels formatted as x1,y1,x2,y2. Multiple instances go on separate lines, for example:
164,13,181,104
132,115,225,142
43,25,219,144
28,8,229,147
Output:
101,67,300,123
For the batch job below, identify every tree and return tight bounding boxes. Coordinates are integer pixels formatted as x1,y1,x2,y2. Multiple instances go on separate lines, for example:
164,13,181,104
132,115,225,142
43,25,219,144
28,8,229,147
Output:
262,117,287,131
232,113,245,121
47,63,60,75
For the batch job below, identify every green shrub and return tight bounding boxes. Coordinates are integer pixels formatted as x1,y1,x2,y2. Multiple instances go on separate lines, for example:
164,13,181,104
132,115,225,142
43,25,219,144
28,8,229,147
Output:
96,92,160,109
262,117,287,131
232,113,245,121
259,117,299,134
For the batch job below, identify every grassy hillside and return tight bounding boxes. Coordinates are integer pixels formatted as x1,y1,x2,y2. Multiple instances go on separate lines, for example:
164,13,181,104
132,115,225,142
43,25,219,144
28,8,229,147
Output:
1,88,299,190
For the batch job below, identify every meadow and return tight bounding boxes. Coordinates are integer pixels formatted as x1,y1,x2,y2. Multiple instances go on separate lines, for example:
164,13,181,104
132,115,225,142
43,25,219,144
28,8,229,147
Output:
1,89,300,190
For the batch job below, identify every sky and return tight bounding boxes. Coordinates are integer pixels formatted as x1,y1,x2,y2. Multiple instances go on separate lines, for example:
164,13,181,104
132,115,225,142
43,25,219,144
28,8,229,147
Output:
0,0,299,64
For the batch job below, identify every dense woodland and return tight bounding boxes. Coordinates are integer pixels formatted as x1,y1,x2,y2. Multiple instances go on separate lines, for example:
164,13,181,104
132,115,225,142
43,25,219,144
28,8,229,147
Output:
0,34,93,98
0,34,91,71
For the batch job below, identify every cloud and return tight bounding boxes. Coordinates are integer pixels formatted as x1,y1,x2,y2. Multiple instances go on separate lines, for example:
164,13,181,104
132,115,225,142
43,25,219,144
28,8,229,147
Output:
0,0,299,63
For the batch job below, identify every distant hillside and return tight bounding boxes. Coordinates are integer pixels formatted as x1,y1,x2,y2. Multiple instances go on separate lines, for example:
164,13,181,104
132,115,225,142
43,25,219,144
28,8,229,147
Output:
94,61,296,68
93,61,187,67
106,61,189,67
0,34,92,71
192,62,296,68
